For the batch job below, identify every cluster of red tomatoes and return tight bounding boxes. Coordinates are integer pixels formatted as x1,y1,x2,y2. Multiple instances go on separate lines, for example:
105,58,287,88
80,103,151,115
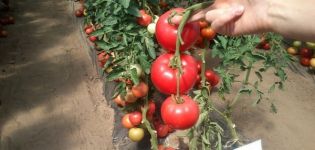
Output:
0,0,14,38
74,0,86,18
286,41,315,68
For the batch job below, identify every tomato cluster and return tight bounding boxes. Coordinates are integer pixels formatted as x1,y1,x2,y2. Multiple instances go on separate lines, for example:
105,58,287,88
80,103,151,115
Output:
0,14,14,38
286,40,315,68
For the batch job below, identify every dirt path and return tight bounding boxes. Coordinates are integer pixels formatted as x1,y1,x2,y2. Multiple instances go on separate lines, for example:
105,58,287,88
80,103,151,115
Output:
0,0,114,150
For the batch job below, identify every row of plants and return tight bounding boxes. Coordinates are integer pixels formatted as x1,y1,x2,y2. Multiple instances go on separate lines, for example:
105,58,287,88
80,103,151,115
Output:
76,0,292,149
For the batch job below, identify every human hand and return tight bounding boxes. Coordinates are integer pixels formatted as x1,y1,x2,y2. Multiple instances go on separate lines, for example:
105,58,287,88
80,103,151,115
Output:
172,0,271,36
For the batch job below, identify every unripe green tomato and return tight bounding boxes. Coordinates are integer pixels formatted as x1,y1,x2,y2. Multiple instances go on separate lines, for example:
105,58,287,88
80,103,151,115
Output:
130,64,143,77
128,128,144,142
306,42,315,49
292,41,302,48
147,23,156,34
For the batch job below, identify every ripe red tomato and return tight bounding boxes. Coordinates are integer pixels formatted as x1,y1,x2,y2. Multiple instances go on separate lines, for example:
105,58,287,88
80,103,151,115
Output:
198,19,209,28
205,69,220,87
131,82,149,98
97,52,110,67
155,8,200,52
75,9,84,17
129,111,142,126
262,43,270,50
195,75,201,88
137,10,152,26
147,101,156,116
89,36,97,42
85,27,94,35
122,114,134,129
151,53,198,95
300,57,311,66
201,27,216,40
155,123,169,138
161,95,199,130
299,48,313,58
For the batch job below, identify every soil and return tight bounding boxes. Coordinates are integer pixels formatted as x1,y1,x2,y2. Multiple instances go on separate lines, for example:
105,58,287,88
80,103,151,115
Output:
0,0,114,150
1,0,315,150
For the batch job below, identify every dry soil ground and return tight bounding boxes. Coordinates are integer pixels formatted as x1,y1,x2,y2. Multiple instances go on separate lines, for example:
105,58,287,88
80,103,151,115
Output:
1,0,315,150
0,0,114,150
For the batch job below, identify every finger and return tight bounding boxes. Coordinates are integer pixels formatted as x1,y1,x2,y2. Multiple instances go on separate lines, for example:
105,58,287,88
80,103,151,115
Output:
187,6,213,22
208,6,244,31
170,15,182,25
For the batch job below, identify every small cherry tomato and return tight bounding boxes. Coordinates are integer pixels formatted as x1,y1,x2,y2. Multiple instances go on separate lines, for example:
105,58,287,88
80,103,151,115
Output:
137,10,152,26
205,69,220,87
201,27,216,40
300,57,311,67
198,19,209,28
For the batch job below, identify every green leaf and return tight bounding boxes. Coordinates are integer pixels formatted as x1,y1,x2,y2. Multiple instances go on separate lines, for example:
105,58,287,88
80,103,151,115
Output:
130,68,139,85
118,0,130,8
106,68,125,81
95,41,109,50
217,36,228,49
126,5,140,17
144,37,156,59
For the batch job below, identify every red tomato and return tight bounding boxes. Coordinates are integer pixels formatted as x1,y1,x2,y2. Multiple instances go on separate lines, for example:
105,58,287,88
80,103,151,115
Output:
167,125,175,133
85,27,94,35
299,48,313,58
205,69,220,87
75,9,84,17
262,43,270,50
137,10,152,26
122,114,134,129
0,30,8,38
155,123,169,138
131,82,149,98
300,57,311,66
198,19,209,28
89,36,97,42
151,53,198,95
155,8,200,52
195,75,201,88
201,27,216,40
129,111,142,126
97,52,110,67
165,148,175,150
147,101,156,116
158,145,165,150
161,95,199,130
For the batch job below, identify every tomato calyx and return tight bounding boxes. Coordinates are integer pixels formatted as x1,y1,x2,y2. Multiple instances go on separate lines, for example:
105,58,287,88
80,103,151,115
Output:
171,94,184,104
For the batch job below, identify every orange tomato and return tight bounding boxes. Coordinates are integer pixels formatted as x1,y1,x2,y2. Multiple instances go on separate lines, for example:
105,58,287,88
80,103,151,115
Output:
113,95,126,107
198,19,209,28
131,82,149,98
122,114,134,129
201,27,216,40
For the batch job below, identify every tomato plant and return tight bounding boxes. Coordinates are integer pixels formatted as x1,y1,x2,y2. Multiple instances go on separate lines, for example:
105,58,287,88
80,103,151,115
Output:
83,0,292,149
151,53,198,95
155,8,200,52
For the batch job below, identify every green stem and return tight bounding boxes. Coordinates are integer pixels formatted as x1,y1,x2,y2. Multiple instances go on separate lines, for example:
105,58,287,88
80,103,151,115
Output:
185,1,214,12
224,113,243,146
229,63,253,107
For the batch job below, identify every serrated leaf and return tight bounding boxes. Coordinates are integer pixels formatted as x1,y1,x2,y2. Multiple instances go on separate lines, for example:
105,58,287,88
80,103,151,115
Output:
106,68,125,81
126,5,140,17
118,0,130,8
130,68,139,85
90,29,105,36
95,41,109,50
144,37,156,59
217,36,228,49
